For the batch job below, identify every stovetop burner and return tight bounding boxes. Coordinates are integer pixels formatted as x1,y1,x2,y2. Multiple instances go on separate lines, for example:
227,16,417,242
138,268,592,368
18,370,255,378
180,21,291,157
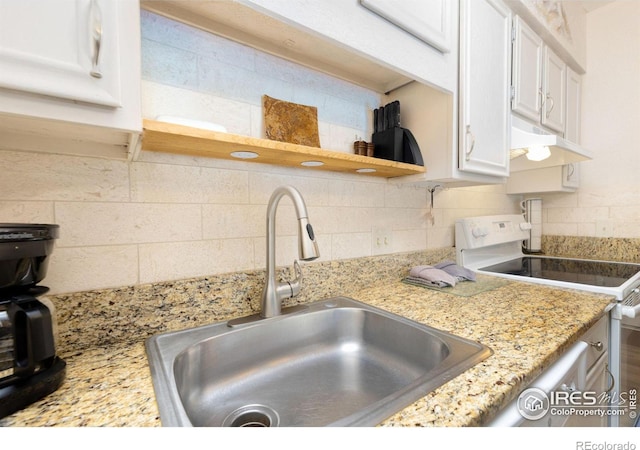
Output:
455,214,640,300
480,257,640,288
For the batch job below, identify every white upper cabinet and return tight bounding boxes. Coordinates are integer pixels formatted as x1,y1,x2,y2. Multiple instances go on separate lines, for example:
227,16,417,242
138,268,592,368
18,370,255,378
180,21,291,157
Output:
565,66,582,143
511,15,572,137
458,0,511,177
0,0,141,160
541,45,566,133
142,0,457,94
360,0,453,53
511,15,542,123
0,0,121,107
506,162,579,194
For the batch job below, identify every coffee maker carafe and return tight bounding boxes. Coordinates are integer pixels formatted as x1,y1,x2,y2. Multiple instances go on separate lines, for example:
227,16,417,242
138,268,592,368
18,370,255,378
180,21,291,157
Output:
0,224,65,419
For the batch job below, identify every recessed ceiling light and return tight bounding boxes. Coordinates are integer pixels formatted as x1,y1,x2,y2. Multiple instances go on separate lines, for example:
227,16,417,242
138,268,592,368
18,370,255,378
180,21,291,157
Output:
301,161,324,167
230,151,259,159
356,168,376,173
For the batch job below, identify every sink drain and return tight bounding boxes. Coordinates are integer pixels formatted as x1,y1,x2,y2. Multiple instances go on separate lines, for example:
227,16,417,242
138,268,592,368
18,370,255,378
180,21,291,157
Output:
222,405,280,427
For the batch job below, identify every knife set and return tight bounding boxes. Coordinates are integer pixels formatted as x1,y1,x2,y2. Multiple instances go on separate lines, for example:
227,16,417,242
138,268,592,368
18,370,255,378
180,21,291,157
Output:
372,101,423,166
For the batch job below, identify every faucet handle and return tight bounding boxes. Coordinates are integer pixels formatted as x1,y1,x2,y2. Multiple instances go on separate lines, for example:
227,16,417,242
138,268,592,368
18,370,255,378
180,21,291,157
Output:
287,260,303,298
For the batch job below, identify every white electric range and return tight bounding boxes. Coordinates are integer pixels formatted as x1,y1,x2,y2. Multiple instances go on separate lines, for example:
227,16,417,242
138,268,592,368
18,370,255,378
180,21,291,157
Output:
455,214,640,427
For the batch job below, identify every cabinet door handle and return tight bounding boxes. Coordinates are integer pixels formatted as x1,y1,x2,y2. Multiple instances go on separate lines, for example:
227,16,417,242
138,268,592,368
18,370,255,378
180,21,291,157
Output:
89,0,103,79
605,363,615,393
545,93,555,118
566,163,575,182
465,125,475,161
538,88,545,113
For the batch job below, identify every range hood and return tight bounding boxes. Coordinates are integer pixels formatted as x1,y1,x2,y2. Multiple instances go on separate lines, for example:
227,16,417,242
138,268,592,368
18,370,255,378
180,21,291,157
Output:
509,115,593,172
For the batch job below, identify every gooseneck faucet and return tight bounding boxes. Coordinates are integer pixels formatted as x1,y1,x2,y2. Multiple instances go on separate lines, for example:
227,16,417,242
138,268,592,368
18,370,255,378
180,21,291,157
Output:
261,186,319,318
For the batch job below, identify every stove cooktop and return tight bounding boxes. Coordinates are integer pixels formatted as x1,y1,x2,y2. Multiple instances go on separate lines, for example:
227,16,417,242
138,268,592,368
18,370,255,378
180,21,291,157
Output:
480,257,640,289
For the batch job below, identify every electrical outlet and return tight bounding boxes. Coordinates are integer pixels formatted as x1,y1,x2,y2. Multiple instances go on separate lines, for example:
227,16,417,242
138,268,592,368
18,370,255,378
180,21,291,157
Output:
595,219,614,238
372,228,393,255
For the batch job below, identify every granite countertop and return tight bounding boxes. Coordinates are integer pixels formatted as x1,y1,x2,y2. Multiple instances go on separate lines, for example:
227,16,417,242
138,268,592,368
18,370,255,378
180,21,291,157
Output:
1,274,612,427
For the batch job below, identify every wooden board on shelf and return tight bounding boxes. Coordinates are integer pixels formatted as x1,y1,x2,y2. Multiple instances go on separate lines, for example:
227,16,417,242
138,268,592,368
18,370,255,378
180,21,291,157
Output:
141,119,426,178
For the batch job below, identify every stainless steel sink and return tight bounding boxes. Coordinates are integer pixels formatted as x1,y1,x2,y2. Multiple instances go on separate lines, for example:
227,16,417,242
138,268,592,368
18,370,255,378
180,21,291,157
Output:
145,297,492,427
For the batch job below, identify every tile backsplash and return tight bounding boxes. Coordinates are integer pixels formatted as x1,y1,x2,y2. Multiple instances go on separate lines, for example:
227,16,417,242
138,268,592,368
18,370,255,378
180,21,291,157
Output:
0,11,518,294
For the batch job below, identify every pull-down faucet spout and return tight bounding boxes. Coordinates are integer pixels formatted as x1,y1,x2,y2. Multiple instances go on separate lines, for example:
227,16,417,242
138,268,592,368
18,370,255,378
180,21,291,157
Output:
261,186,319,318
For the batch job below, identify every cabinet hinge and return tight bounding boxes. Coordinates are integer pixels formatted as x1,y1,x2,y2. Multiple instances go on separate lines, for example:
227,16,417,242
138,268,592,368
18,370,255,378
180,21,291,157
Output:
510,85,515,101
511,23,517,43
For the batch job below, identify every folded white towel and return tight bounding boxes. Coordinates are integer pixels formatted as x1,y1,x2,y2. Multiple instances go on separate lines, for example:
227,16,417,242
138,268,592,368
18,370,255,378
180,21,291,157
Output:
409,265,457,287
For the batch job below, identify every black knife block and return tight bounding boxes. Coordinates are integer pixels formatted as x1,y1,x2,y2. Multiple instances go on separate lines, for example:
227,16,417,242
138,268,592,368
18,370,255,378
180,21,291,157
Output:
372,127,404,162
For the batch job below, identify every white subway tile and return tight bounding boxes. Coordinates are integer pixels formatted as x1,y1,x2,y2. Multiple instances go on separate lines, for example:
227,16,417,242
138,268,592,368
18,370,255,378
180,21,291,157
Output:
547,207,582,223
427,225,455,249
577,222,596,237
328,180,385,208
55,202,202,247
141,39,198,89
310,206,376,234
0,151,129,202
142,10,257,72
385,184,427,209
540,192,579,208
610,206,640,221
131,162,249,204
394,229,428,253
253,232,330,269
141,81,253,136
45,246,139,294
323,123,367,154
0,201,54,223
203,204,264,239
139,239,254,284
331,232,372,259
253,234,296,269
249,172,330,206
543,222,578,236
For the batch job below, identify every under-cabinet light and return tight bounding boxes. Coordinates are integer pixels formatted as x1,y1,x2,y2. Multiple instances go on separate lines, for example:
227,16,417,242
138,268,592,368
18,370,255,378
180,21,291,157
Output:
230,151,259,159
356,168,376,173
301,161,324,167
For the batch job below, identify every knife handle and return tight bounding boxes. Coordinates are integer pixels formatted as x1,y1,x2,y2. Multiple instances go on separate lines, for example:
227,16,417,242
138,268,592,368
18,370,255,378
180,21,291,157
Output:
383,105,389,130
377,107,385,131
373,108,379,133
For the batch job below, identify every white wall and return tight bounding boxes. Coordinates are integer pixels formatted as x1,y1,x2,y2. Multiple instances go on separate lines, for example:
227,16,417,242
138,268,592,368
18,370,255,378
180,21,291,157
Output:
542,1,640,237
0,11,517,295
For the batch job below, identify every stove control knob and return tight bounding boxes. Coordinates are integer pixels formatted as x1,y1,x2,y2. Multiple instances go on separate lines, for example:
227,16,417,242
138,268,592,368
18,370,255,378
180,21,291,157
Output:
471,226,489,238
519,222,532,231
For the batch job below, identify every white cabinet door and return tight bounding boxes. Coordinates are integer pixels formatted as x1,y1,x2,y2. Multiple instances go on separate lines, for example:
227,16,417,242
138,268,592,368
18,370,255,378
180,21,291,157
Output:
565,66,582,143
565,355,608,427
359,0,453,53
511,15,543,123
563,163,580,189
0,0,141,159
459,0,511,177
0,0,121,107
542,46,566,133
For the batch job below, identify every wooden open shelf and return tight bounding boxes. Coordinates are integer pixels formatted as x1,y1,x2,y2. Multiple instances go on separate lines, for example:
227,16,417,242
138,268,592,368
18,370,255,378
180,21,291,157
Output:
141,119,426,178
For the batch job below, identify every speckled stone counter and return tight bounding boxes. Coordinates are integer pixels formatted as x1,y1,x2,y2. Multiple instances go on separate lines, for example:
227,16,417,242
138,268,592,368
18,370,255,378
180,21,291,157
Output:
0,249,613,427
543,235,640,263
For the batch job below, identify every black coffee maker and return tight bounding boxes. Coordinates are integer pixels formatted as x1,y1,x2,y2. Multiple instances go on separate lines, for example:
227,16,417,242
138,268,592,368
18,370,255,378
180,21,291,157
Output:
0,224,65,418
